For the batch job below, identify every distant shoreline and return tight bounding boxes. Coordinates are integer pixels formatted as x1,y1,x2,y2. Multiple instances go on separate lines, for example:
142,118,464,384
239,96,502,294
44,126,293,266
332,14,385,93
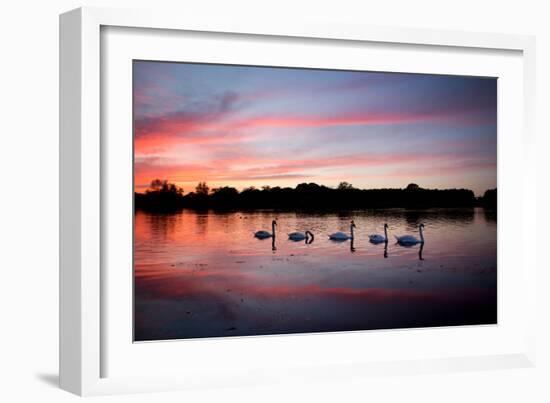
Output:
134,206,497,216
135,181,497,213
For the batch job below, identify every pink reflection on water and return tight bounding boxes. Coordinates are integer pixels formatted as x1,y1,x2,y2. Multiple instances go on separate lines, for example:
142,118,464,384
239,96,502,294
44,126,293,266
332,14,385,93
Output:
134,208,497,340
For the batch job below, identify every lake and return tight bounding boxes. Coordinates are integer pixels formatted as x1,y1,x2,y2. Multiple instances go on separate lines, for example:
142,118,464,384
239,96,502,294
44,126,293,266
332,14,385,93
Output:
134,208,497,341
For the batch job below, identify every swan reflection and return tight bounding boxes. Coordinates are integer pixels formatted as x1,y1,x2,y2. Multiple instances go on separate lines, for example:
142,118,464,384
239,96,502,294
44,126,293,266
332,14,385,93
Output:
395,235,425,260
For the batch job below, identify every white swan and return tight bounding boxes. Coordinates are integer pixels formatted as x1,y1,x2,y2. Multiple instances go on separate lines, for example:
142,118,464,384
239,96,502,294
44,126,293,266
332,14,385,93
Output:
288,230,314,242
255,220,277,239
395,223,425,245
369,223,389,243
329,220,356,241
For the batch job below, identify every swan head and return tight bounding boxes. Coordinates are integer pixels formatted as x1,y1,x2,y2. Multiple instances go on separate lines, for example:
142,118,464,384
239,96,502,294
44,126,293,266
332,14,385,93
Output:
419,223,425,229
351,220,356,228
384,223,389,229
272,220,277,226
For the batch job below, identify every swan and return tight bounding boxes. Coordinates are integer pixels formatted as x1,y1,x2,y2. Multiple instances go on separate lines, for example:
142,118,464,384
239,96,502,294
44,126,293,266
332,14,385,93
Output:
255,220,277,239
288,230,314,242
395,223,425,245
329,220,356,241
369,223,389,244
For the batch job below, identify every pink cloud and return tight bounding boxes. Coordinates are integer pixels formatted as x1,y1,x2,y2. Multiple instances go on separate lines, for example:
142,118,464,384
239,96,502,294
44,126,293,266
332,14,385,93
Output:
134,108,478,155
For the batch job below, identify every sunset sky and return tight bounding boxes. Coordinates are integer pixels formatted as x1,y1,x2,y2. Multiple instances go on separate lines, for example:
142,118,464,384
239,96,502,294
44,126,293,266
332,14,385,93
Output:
134,61,497,196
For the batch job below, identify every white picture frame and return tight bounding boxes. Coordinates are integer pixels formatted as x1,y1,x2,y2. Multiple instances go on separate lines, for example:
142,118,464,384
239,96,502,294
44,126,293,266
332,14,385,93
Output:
60,6,537,396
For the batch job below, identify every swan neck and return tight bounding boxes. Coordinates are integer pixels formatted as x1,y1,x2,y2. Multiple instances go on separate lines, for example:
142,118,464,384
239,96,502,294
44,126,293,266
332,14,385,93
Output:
272,222,276,237
419,226,424,242
384,225,388,239
350,224,354,239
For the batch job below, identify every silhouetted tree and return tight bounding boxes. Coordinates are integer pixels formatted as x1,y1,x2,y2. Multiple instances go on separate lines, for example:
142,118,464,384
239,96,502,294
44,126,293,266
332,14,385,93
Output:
481,188,497,209
338,181,354,190
195,182,209,195
149,179,166,192
135,179,185,212
135,179,489,212
210,186,239,208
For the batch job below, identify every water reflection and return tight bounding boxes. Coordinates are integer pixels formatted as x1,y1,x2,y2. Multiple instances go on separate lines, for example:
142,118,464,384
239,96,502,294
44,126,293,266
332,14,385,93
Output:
134,207,496,341
195,213,209,235
483,209,497,223
328,237,355,253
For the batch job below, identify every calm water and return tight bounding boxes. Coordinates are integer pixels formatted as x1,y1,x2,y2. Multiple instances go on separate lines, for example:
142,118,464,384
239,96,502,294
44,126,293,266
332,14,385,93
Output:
134,208,497,341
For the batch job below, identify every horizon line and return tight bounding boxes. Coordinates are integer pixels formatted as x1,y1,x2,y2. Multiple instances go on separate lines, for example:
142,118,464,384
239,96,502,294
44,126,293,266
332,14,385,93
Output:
135,180,496,197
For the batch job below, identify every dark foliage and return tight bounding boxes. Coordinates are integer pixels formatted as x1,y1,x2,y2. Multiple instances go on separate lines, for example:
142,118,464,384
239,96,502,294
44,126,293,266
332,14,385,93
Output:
134,180,185,212
480,188,497,209
135,180,494,212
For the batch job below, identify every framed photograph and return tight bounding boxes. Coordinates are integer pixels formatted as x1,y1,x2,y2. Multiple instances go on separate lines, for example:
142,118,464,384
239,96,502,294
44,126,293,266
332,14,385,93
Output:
60,7,537,396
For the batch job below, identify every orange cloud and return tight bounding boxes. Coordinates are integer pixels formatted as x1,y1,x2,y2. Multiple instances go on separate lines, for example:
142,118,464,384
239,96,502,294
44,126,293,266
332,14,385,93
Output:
133,150,494,192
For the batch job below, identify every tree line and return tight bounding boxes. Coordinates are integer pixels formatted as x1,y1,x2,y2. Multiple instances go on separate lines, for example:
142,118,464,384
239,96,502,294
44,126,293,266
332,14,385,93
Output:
135,179,497,212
